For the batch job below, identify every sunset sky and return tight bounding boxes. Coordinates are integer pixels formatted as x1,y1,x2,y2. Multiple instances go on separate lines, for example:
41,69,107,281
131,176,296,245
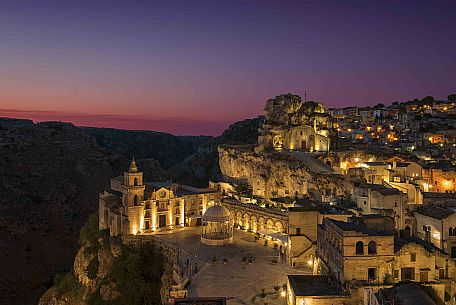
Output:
1,0,455,135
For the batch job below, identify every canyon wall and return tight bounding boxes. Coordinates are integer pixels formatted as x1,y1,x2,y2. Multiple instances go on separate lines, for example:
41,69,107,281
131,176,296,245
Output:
218,145,353,200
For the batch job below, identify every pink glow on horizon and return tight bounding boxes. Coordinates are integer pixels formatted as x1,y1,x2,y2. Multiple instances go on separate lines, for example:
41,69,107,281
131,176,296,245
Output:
0,108,233,136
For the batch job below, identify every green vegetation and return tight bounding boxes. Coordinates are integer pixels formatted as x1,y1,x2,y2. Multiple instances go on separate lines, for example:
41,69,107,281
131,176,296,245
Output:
234,182,251,196
217,117,262,145
80,212,102,246
86,256,100,280
53,212,165,305
108,242,164,305
54,272,84,299
383,273,394,285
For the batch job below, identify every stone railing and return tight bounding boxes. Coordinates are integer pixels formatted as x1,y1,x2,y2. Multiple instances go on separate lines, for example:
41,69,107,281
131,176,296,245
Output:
223,198,288,220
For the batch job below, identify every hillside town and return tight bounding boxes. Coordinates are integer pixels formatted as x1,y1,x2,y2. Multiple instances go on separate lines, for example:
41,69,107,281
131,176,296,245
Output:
97,93,456,305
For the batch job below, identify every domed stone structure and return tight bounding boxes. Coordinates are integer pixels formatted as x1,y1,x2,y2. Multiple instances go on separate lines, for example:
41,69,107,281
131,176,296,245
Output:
201,204,234,246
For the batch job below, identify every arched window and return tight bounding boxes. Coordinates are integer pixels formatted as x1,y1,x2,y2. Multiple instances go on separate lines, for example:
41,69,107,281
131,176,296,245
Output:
134,194,139,206
356,241,364,255
134,177,138,186
449,228,453,236
368,241,377,254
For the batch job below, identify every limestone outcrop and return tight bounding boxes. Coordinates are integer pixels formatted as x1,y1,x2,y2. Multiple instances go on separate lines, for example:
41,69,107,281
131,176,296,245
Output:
257,93,331,152
218,145,353,200
39,213,171,305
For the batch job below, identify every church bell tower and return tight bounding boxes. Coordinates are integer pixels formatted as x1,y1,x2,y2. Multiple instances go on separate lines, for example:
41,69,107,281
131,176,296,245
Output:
122,158,145,207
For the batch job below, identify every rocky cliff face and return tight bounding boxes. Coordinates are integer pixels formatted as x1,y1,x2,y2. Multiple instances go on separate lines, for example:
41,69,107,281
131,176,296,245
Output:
39,214,171,305
165,117,263,187
0,119,197,305
84,127,211,169
218,145,353,199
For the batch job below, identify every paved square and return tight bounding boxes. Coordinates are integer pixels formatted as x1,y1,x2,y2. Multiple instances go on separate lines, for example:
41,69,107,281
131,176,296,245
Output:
156,227,311,304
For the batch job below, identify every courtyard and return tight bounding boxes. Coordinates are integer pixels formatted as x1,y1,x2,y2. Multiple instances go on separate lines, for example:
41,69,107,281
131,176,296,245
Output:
155,227,311,304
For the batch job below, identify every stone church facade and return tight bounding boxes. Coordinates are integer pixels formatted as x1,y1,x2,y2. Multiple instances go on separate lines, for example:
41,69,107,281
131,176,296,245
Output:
99,159,219,236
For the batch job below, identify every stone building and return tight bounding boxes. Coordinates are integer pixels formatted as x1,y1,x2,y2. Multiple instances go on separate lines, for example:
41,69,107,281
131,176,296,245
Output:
317,217,456,300
286,275,353,305
287,207,353,267
393,238,456,283
422,164,456,193
99,159,219,236
414,205,456,257
258,124,331,153
317,218,395,283
354,184,411,231
255,94,331,153
222,198,288,235
388,161,422,181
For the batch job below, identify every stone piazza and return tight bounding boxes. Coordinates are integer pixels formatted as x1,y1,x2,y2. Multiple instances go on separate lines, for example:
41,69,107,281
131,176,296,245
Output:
98,94,456,305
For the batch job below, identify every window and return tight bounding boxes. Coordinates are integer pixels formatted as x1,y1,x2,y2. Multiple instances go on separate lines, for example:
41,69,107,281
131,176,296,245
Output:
368,268,377,281
356,241,364,255
368,241,377,254
394,202,397,207
296,228,301,236
394,270,399,279
133,194,139,206
411,253,416,262
364,200,367,205
449,228,456,236
439,268,445,279
134,177,138,186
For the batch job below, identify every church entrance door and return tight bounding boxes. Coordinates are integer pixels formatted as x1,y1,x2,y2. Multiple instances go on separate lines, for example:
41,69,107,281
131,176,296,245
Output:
159,215,166,228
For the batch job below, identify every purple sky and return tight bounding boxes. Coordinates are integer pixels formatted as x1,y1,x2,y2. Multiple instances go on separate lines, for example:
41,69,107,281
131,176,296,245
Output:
1,0,455,135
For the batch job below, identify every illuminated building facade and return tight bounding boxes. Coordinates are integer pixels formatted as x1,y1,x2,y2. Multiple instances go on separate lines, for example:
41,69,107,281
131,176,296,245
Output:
99,159,220,235
317,218,456,290
414,205,456,257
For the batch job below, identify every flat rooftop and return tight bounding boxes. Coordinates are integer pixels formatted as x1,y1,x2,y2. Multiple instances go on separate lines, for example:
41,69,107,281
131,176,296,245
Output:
415,205,454,220
288,275,341,296
380,283,436,305
329,219,392,236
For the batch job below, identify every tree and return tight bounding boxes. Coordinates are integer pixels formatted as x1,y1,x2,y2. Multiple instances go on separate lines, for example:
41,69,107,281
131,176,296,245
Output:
448,94,456,102
234,183,250,196
421,96,434,106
